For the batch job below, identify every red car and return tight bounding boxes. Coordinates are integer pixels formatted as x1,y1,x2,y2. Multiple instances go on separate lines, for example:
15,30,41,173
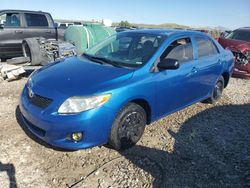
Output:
218,27,250,78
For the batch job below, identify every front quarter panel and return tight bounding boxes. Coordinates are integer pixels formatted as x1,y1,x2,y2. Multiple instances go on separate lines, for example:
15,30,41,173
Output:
101,70,157,122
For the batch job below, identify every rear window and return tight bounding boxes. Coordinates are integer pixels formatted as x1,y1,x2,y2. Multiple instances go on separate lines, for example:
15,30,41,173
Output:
226,30,250,42
25,13,48,27
196,37,219,58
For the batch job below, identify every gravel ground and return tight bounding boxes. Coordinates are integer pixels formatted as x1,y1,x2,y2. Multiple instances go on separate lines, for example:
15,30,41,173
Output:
0,77,249,188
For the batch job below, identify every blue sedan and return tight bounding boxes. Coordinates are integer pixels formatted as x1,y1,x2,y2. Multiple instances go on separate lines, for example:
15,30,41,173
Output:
19,29,234,150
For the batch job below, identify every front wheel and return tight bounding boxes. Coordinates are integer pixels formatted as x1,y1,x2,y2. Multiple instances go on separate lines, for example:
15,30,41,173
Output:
204,76,225,104
108,103,147,150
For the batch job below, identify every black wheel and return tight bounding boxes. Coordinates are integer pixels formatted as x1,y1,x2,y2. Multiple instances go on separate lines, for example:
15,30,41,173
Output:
204,76,224,104
22,38,48,66
108,103,147,150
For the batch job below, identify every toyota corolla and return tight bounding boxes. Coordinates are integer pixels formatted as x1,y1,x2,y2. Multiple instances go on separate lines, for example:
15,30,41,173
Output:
19,29,234,150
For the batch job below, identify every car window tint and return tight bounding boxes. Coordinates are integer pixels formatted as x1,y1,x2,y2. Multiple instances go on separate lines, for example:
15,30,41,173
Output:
161,37,193,63
196,37,218,58
86,33,165,67
226,30,250,42
0,13,20,27
25,13,48,27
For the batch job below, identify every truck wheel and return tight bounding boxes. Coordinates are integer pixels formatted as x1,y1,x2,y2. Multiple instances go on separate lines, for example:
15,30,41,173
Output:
108,103,146,150
22,38,48,66
204,76,224,104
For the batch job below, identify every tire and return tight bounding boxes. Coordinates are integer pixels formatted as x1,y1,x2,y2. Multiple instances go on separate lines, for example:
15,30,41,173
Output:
6,56,30,65
204,76,225,104
22,38,48,66
108,103,147,150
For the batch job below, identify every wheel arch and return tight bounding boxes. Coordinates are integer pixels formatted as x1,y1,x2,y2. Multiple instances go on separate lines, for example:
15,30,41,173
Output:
222,72,230,88
130,98,152,125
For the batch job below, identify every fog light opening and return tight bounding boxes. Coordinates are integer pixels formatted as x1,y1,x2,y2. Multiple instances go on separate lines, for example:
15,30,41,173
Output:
71,132,83,142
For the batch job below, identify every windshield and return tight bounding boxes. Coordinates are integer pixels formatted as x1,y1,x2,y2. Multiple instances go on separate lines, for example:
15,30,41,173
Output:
226,30,250,42
85,32,166,68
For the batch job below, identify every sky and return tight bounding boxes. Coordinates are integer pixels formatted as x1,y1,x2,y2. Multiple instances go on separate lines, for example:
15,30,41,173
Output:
1,0,250,29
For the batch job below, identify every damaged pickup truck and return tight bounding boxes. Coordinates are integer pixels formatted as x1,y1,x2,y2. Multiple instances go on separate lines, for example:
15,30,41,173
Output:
0,9,76,80
0,9,75,65
218,27,250,78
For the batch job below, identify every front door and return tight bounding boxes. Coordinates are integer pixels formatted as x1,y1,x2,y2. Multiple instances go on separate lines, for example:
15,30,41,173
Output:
155,37,201,118
0,12,23,58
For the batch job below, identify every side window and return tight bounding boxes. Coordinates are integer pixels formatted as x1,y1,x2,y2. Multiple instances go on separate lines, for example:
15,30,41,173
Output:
0,13,20,27
160,37,193,63
25,13,48,27
196,37,219,58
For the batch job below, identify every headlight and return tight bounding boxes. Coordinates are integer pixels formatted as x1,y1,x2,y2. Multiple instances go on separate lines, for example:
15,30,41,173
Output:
244,50,250,60
28,69,38,80
58,94,111,114
27,69,38,86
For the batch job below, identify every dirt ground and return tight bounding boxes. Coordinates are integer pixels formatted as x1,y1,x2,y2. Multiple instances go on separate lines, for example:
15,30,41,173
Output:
0,77,249,188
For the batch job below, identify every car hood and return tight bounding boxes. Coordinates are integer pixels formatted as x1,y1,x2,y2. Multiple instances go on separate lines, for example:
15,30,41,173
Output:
31,56,134,96
218,37,250,52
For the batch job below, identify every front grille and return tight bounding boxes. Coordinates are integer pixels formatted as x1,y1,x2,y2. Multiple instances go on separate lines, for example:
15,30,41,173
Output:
26,90,53,109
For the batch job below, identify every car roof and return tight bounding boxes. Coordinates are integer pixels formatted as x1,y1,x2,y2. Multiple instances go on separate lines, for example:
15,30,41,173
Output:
122,29,209,37
236,27,250,32
0,9,50,14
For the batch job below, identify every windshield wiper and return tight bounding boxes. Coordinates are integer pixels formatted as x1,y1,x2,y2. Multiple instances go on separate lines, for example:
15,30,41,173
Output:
92,56,124,68
83,53,123,68
83,53,104,65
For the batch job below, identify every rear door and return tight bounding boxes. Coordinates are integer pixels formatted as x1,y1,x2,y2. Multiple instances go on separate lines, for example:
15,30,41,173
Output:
0,11,24,58
194,36,222,97
22,13,56,39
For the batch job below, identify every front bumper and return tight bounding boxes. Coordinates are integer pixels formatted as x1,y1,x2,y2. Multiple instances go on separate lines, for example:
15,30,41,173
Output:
19,86,116,150
233,63,250,78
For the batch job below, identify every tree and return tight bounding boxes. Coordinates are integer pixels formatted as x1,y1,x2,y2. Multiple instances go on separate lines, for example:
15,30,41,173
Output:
118,20,131,28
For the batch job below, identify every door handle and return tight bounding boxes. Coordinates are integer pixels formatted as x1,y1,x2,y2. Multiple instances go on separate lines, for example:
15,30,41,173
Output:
187,67,198,77
15,30,23,34
191,67,198,74
45,30,51,33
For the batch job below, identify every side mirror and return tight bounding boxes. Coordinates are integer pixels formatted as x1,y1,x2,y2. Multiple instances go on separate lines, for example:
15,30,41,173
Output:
0,23,4,29
157,58,179,70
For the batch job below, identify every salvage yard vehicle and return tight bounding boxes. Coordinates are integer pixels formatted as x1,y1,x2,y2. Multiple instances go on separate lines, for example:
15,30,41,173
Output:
0,9,114,67
0,10,77,81
0,9,65,60
218,27,250,78
19,29,234,150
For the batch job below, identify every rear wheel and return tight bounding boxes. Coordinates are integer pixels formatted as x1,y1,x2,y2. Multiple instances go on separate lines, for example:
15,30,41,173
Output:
205,76,224,104
108,103,147,150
